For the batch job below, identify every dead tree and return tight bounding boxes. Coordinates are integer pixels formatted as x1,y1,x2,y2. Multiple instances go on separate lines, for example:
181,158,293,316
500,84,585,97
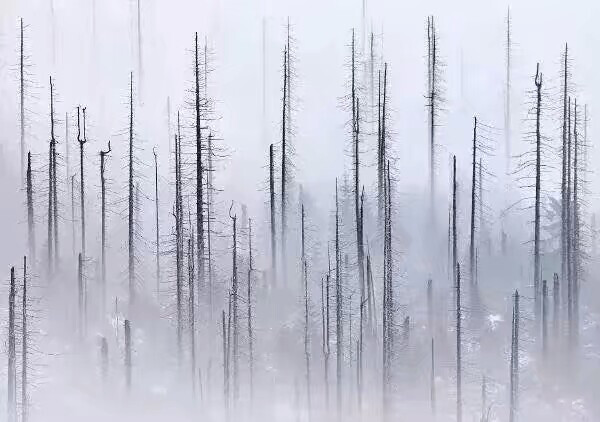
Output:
382,162,393,417
377,64,388,225
533,64,543,315
124,319,132,391
26,153,35,263
301,205,311,413
47,77,57,274
572,99,580,343
505,8,512,173
128,73,135,305
542,279,548,356
100,141,111,314
79,106,87,258
173,126,183,364
22,257,28,422
188,236,196,394
78,253,85,337
560,45,569,308
153,147,160,298
470,118,478,282
335,178,343,417
229,203,239,404
456,263,462,422
247,218,255,402
426,16,441,219
452,156,458,286
194,32,206,298
281,46,289,284
71,174,76,257
553,273,559,337
20,19,26,185
8,267,16,422
509,290,520,422
269,144,277,284
51,82,59,270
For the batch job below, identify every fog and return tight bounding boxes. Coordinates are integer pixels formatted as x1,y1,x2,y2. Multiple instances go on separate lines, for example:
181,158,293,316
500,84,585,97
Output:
0,0,599,421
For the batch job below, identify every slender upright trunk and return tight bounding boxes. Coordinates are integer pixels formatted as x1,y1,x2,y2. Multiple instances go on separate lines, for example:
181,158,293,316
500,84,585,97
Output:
153,147,160,298
71,175,76,257
124,319,132,391
7,267,16,422
207,134,215,320
335,179,342,418
229,204,239,404
301,205,311,413
269,144,277,284
48,78,56,274
80,107,87,258
174,127,183,364
572,99,580,345
78,253,85,337
534,64,543,319
20,19,25,185
561,45,569,308
188,237,196,394
509,290,520,422
100,141,111,315
456,263,462,422
26,153,35,263
21,257,28,422
505,8,512,174
427,17,438,219
553,273,560,337
470,117,477,283
452,156,458,287
281,47,288,284
383,162,393,418
195,32,205,302
542,279,548,356
128,73,135,305
247,218,254,403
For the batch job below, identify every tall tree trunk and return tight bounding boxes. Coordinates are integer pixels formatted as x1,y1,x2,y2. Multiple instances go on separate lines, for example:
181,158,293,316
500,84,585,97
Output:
534,64,543,319
22,257,28,422
561,45,569,309
20,19,25,185
269,144,277,284
301,205,311,414
452,156,458,287
281,47,288,285
509,290,520,422
542,279,548,356
194,32,206,304
553,273,560,338
7,267,16,422
335,179,343,418
26,153,35,263
78,252,85,337
456,263,462,422
128,73,135,305
80,107,87,258
229,203,239,404
573,99,580,344
48,77,56,275
100,141,111,315
470,117,477,283
174,125,183,365
188,237,196,395
247,218,254,403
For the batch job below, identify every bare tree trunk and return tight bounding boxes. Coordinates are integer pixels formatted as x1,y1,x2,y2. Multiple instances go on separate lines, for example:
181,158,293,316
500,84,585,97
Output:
7,267,16,422
174,125,183,365
100,141,111,315
22,257,28,422
188,237,196,395
194,32,206,304
222,309,229,411
509,290,520,422
124,319,132,391
80,107,87,258
382,162,393,419
427,17,438,220
207,134,215,321
71,174,76,257
229,203,239,405
553,273,560,338
20,19,25,185
335,179,343,418
542,279,548,356
470,117,477,283
281,47,288,285
247,218,255,403
27,153,35,264
301,205,311,414
78,253,85,338
128,73,135,305
572,100,580,345
269,144,277,284
452,156,458,287
561,45,569,310
534,65,543,319
48,77,56,275
456,262,462,422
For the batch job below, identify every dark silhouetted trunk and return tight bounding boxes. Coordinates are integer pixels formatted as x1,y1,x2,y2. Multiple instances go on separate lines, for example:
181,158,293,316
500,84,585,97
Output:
153,147,160,299
247,218,255,402
124,319,132,391
194,32,205,302
470,117,477,283
80,107,87,258
456,263,462,422
509,290,520,422
335,179,342,418
269,144,277,284
100,141,111,315
22,257,28,422
534,64,542,319
8,267,16,422
128,73,135,305
27,153,35,263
